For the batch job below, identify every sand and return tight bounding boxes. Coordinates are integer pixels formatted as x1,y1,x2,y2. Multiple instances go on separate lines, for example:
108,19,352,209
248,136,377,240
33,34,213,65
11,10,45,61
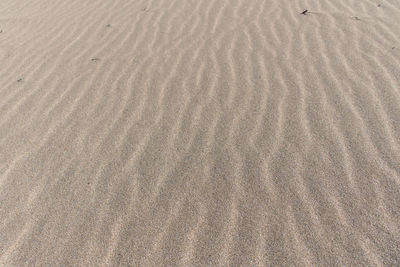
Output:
1,0,400,266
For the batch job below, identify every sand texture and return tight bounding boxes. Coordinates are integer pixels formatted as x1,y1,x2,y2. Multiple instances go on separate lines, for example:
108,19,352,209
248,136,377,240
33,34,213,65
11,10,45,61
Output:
1,0,400,266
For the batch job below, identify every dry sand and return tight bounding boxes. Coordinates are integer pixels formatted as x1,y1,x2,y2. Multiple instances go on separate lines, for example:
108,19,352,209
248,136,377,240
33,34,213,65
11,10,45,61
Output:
1,0,400,266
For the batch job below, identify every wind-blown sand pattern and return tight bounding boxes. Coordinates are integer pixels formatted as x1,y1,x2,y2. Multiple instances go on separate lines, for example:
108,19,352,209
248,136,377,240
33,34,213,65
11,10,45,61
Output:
1,0,400,265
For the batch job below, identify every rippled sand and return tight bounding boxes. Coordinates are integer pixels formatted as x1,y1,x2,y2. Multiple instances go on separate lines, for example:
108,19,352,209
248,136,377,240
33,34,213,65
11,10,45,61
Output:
1,0,400,265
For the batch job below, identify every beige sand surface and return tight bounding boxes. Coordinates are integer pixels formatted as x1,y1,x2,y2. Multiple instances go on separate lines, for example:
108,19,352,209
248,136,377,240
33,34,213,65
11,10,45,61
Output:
1,0,400,266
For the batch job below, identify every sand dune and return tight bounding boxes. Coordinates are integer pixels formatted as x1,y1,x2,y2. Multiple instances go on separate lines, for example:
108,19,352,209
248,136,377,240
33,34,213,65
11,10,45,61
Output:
1,0,400,265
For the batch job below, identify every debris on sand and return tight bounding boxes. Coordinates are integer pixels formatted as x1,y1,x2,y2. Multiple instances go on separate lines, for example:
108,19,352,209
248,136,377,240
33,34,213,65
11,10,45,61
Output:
301,10,308,15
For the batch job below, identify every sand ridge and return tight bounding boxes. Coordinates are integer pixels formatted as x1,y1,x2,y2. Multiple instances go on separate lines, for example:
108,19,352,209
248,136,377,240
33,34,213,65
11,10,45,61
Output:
1,0,400,265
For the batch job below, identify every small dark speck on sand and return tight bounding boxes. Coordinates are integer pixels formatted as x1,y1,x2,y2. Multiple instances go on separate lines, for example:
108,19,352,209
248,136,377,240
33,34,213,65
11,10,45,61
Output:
17,78,22,82
392,47,396,50
106,24,111,27
142,7,147,11
301,10,308,15
353,16,361,20
377,4,381,7
0,30,2,33
91,58,100,62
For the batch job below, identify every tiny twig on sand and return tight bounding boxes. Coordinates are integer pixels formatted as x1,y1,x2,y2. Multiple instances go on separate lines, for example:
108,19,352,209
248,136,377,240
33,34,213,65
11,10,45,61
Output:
301,10,308,15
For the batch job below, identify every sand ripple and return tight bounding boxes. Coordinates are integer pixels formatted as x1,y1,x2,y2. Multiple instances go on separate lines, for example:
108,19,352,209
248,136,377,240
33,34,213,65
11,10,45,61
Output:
1,0,400,265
